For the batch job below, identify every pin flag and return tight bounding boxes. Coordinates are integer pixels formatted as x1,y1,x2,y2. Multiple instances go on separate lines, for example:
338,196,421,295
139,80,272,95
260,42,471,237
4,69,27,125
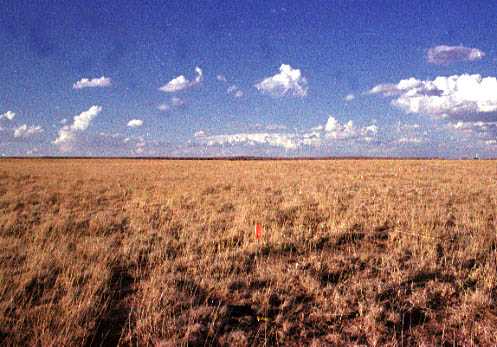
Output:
255,224,262,240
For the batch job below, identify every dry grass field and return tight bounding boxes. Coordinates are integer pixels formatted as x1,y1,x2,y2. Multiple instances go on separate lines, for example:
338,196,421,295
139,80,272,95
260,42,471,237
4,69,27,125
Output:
0,159,496,346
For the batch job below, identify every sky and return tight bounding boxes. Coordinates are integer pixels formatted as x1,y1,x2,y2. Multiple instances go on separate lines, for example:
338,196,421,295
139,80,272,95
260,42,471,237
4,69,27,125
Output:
1,0,497,157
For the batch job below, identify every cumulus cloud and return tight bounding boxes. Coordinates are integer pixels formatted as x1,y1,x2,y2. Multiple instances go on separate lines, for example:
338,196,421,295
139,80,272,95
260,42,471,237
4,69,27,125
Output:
265,124,287,131
445,120,497,149
160,76,190,92
227,85,243,98
398,123,420,130
194,130,206,138
196,115,378,150
392,121,430,146
127,119,143,128
218,74,244,98
159,66,203,92
397,137,424,144
369,77,426,96
157,97,185,112
73,76,112,89
13,124,43,138
427,45,485,65
204,133,299,150
450,121,484,131
448,120,497,138
171,96,185,107
0,111,16,121
72,107,101,131
135,137,146,154
53,129,75,147
54,105,102,149
157,104,170,112
255,64,308,97
324,116,378,140
370,74,497,122
70,131,180,156
344,94,355,102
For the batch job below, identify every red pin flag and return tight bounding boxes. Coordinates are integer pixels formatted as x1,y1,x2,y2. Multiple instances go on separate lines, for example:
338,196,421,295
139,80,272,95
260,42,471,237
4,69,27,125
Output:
255,224,262,240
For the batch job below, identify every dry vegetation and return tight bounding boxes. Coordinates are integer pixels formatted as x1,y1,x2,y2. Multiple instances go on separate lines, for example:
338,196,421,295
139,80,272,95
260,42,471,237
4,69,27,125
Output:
0,159,496,346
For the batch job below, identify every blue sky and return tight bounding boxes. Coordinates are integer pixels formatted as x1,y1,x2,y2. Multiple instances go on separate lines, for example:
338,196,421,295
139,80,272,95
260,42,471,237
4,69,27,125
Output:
1,0,496,157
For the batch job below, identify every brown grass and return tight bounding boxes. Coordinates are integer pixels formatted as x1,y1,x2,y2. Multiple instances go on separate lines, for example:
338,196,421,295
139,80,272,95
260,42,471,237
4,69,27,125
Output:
0,159,496,346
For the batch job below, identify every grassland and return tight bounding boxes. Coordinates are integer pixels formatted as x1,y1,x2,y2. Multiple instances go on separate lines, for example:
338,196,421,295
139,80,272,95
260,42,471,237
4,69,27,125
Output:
0,159,496,346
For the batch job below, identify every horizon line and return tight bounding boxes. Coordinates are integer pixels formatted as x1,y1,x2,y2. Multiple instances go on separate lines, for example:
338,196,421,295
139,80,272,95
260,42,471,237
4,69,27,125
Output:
0,156,493,161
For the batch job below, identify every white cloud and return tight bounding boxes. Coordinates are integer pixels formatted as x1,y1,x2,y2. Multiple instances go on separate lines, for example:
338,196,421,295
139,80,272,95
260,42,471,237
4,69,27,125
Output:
399,123,420,130
158,104,170,112
324,116,377,140
160,75,189,92
0,111,16,121
135,137,146,154
255,64,308,97
54,129,75,146
427,45,485,65
449,121,486,131
72,107,100,131
26,148,39,155
194,130,206,137
218,75,244,98
344,94,355,102
204,132,299,150
370,74,497,121
369,77,425,96
99,131,122,139
197,115,378,150
13,124,43,138
393,121,429,146
364,124,379,134
193,67,202,83
398,137,424,144
73,76,111,89
54,105,102,149
448,121,497,140
60,118,68,124
159,66,203,92
171,96,185,107
324,116,339,132
127,119,143,128
265,124,287,130
227,85,243,98
157,97,185,112
301,130,323,147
